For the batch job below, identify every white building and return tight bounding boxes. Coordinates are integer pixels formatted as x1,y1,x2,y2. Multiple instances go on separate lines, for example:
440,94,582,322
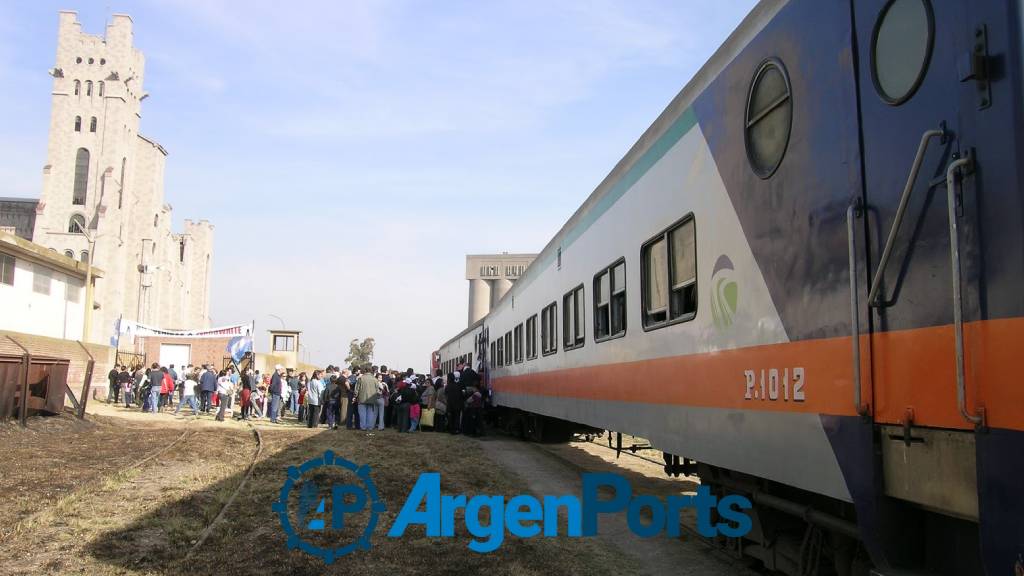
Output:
0,230,102,340
30,11,213,344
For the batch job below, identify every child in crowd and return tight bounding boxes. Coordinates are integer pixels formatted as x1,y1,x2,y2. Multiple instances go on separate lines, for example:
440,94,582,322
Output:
409,402,421,432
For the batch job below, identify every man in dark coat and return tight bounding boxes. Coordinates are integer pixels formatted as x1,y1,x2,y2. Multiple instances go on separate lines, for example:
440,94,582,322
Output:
199,365,217,413
107,366,120,404
117,365,132,407
446,367,465,434
269,364,284,424
148,363,163,414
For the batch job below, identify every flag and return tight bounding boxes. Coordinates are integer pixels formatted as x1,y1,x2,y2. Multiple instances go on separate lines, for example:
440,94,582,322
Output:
227,335,253,364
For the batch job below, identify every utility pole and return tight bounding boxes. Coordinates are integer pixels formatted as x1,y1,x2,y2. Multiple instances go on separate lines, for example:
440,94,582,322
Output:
82,167,115,342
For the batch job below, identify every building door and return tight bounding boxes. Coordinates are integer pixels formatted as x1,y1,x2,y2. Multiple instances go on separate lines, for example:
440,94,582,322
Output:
159,343,191,372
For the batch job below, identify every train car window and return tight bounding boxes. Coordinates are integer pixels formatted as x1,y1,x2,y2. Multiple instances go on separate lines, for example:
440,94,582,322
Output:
597,271,610,336
496,337,504,367
526,314,538,359
594,258,627,342
870,0,933,105
642,215,697,329
744,58,791,179
563,285,585,350
504,332,513,365
490,341,496,367
563,292,573,348
467,352,472,369
514,324,524,363
612,261,626,334
644,238,669,324
541,302,558,356
669,219,697,319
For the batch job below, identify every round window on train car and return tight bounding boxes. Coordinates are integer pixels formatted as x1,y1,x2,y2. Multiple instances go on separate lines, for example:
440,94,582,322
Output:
744,58,792,179
870,0,934,105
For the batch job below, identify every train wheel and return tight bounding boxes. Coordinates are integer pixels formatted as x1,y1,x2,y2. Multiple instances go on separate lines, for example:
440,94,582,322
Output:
504,410,525,439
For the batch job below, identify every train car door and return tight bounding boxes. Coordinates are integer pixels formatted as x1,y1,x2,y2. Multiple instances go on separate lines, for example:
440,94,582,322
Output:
853,0,1024,573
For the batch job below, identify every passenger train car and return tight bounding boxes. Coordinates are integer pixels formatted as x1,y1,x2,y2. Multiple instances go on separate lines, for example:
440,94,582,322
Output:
436,1,1023,574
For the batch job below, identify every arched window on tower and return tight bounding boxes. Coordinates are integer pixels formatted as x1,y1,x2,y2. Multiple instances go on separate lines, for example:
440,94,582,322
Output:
89,117,97,132
64,249,75,259
72,148,89,205
85,80,93,96
74,116,81,132
153,213,159,228
80,250,89,263
68,214,85,234
119,157,126,209
74,80,80,95
98,81,104,97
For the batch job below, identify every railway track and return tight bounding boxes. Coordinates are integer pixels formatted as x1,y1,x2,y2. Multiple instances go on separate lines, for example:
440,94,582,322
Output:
186,421,263,558
0,418,196,542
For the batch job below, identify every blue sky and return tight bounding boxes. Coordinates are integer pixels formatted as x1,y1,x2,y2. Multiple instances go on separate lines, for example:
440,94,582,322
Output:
0,0,757,369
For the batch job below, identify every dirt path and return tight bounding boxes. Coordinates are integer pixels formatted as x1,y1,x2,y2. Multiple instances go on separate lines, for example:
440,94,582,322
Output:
479,437,760,576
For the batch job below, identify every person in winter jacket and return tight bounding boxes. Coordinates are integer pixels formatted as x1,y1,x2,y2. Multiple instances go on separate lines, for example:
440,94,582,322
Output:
160,368,174,411
199,365,218,413
355,366,379,431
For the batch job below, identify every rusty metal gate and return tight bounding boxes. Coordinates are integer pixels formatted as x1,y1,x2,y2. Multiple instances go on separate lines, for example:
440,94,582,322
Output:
0,354,70,423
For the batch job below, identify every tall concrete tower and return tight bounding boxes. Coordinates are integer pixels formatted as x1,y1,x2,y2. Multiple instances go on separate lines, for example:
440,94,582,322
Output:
32,12,213,343
465,253,536,325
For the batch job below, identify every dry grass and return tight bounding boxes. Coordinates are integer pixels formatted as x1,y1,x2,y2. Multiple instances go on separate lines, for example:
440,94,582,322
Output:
0,414,632,576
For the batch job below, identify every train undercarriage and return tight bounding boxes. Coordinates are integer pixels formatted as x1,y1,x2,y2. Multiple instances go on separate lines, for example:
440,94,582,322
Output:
489,407,984,576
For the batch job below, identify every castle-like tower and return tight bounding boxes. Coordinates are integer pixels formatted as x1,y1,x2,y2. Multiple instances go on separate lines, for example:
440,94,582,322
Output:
32,12,213,343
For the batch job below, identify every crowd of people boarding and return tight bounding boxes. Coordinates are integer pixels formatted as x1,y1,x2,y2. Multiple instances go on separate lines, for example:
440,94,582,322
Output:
106,359,488,434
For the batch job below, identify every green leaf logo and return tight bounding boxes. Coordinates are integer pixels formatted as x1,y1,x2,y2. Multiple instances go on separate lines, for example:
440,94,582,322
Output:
711,255,738,330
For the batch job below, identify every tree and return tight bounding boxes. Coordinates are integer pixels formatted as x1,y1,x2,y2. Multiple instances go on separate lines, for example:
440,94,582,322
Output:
345,337,375,367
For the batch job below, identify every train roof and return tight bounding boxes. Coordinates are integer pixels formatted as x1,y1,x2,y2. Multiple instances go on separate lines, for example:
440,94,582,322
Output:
439,0,785,352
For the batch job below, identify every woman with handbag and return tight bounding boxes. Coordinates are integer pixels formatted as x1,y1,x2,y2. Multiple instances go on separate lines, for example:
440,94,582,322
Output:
420,379,436,431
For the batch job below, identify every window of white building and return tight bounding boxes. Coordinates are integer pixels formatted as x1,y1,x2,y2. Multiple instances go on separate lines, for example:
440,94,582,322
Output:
0,254,14,285
33,265,52,295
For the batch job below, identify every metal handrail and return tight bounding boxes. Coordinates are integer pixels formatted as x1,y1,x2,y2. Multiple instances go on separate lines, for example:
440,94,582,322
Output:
847,199,867,416
867,128,945,306
945,155,982,425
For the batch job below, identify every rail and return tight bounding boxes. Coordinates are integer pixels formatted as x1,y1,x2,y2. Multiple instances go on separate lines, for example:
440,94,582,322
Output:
1,419,194,541
867,128,945,306
846,199,868,416
945,154,983,426
186,421,263,558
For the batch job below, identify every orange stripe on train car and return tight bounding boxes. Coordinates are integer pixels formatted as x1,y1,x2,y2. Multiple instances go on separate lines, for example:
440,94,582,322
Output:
491,317,1024,432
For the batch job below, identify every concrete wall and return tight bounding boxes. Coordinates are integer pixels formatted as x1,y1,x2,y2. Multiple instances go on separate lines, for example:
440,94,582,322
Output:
252,353,319,378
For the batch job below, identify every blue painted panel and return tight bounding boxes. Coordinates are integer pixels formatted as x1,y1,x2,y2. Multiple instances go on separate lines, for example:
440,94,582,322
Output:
855,0,1024,332
693,0,864,342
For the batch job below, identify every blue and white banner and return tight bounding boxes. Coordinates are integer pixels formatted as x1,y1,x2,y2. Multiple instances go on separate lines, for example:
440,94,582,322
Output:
116,320,254,340
227,334,254,364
